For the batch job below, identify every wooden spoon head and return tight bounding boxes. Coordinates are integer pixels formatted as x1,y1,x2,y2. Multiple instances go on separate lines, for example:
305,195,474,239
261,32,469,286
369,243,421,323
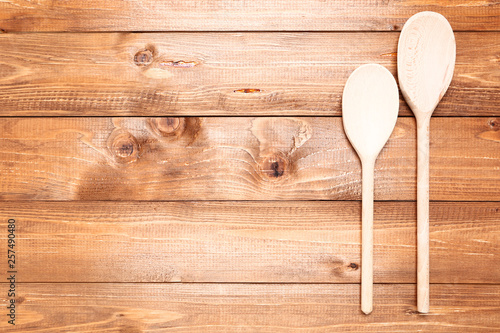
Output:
342,64,400,161
398,11,456,118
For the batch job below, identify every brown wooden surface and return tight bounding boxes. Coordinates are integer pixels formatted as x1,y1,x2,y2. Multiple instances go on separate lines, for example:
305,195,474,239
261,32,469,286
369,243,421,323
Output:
0,32,498,117
1,0,500,32
1,1,499,331
0,201,498,284
1,117,499,201
0,284,499,332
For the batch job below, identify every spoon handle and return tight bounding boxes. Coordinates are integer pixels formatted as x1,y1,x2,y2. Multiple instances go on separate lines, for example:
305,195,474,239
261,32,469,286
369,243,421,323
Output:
361,159,375,315
417,117,430,313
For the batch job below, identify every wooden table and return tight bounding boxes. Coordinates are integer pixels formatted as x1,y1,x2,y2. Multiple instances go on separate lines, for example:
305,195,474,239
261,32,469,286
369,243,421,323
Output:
0,1,499,331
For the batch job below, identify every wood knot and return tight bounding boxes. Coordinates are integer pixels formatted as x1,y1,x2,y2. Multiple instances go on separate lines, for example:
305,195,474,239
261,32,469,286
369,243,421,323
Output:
260,153,289,180
488,118,500,131
347,263,359,271
107,130,140,164
148,117,185,137
134,49,153,66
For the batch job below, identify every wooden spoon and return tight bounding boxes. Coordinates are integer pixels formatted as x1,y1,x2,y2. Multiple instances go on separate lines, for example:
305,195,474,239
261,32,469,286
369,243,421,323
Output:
398,11,456,314
343,64,399,314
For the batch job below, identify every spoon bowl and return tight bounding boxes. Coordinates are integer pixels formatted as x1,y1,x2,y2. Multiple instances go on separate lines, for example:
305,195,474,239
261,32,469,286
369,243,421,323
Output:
343,64,400,161
398,11,456,118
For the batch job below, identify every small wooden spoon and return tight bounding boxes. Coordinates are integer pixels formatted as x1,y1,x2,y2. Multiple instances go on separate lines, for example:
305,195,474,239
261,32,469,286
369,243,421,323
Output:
398,11,456,314
343,64,399,314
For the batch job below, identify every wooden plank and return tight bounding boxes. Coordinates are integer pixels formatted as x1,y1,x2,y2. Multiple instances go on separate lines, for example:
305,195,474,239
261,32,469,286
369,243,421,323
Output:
0,32,498,117
1,117,499,201
1,283,499,332
1,201,498,283
1,1,499,32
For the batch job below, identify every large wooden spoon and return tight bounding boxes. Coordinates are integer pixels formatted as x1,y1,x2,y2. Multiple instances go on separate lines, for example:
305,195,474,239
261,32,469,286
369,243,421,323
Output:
343,64,399,314
398,11,456,314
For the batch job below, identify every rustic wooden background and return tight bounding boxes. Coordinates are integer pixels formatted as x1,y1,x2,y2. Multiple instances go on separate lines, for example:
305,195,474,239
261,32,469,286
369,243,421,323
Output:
0,1,499,332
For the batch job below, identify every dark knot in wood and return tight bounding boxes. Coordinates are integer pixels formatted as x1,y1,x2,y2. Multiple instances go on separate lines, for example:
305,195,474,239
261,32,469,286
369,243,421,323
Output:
261,154,288,179
148,117,185,137
107,129,140,164
488,118,499,131
348,263,359,270
134,49,153,66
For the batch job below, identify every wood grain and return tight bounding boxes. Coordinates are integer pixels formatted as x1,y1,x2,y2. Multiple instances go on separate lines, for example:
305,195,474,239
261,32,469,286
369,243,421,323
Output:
0,1,497,330
0,201,498,283
0,32,498,116
1,0,499,32
1,283,499,332
0,117,499,201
